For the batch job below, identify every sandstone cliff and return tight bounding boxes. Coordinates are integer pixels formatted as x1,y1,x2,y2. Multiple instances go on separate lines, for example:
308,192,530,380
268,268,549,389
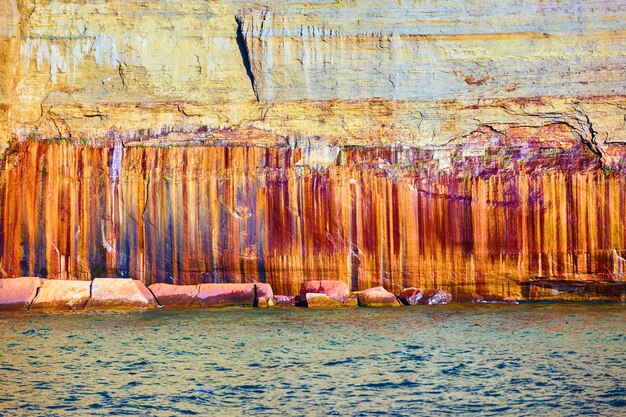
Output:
1,0,625,151
0,0,625,297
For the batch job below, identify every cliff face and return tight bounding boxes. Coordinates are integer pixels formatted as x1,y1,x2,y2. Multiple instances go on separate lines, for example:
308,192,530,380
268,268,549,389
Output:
1,0,625,150
2,125,624,297
1,0,625,297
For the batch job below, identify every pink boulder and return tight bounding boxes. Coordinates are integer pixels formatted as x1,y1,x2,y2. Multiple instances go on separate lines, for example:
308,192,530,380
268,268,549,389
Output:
357,286,402,307
0,277,43,310
299,280,349,302
86,278,158,309
420,289,453,305
399,287,425,305
149,283,199,307
274,295,296,307
31,279,91,310
255,283,274,299
195,283,256,307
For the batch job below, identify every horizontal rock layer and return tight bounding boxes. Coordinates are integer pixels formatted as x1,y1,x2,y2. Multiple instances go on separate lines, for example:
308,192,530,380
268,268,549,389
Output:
0,0,625,154
0,277,624,309
0,278,280,310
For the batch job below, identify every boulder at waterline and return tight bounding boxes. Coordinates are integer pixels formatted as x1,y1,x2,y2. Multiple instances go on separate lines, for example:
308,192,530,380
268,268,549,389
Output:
255,283,274,299
420,290,453,305
30,279,91,310
453,292,485,303
357,287,402,307
195,283,256,307
274,295,296,307
86,278,158,309
399,287,424,305
306,293,356,308
149,283,199,307
299,280,349,303
0,277,43,310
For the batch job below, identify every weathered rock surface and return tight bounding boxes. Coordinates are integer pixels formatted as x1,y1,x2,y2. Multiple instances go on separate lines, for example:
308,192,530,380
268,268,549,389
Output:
149,283,199,307
399,288,425,306
420,290,453,306
300,281,350,303
453,293,485,304
1,1,624,153
255,283,274,300
86,278,157,309
357,287,402,308
1,138,625,299
30,279,91,310
256,297,275,308
0,277,42,310
343,296,359,308
274,295,295,307
305,293,356,309
521,280,626,302
480,294,520,305
195,283,256,307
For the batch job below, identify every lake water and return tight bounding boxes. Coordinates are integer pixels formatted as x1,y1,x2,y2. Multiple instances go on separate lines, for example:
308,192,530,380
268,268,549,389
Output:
0,304,624,416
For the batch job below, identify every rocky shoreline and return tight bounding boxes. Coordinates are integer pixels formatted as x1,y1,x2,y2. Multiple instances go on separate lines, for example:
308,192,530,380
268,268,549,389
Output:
0,277,623,312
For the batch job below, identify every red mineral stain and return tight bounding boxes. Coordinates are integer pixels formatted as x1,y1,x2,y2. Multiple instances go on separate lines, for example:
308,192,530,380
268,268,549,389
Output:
0,125,625,298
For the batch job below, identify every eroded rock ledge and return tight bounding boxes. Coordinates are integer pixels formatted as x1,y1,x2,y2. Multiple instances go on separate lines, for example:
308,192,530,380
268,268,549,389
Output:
0,278,623,312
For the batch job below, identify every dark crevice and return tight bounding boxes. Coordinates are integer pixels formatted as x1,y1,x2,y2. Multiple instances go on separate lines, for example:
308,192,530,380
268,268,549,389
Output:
146,285,162,307
235,14,259,101
571,109,606,168
27,282,43,311
580,113,604,161
253,284,259,307
86,279,94,308
116,60,127,90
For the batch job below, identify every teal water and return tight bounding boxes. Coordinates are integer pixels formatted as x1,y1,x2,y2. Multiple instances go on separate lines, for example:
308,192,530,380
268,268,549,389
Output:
0,304,624,416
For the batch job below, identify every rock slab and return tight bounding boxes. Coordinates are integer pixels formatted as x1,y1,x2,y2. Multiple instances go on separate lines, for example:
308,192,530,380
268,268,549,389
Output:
306,293,356,308
149,283,199,307
255,283,274,299
300,280,349,303
31,279,91,310
357,287,402,307
195,283,256,307
86,278,157,309
0,277,43,310
274,295,296,307
399,287,424,305
420,290,453,305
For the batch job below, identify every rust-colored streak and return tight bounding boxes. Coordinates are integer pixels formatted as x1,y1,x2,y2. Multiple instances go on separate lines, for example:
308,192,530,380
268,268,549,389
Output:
1,130,625,298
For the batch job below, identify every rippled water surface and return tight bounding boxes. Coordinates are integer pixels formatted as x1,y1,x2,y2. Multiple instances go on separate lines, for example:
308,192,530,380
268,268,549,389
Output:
0,304,624,416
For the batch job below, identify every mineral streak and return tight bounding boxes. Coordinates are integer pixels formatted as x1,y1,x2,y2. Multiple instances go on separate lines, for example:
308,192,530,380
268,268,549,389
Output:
30,279,91,310
1,131,624,299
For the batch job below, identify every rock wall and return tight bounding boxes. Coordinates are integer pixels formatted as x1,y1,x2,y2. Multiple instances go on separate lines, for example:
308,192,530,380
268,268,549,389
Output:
2,127,624,297
1,1,625,297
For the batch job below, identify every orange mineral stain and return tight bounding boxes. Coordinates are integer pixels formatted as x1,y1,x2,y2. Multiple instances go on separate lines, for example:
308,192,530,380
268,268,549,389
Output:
1,127,624,298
